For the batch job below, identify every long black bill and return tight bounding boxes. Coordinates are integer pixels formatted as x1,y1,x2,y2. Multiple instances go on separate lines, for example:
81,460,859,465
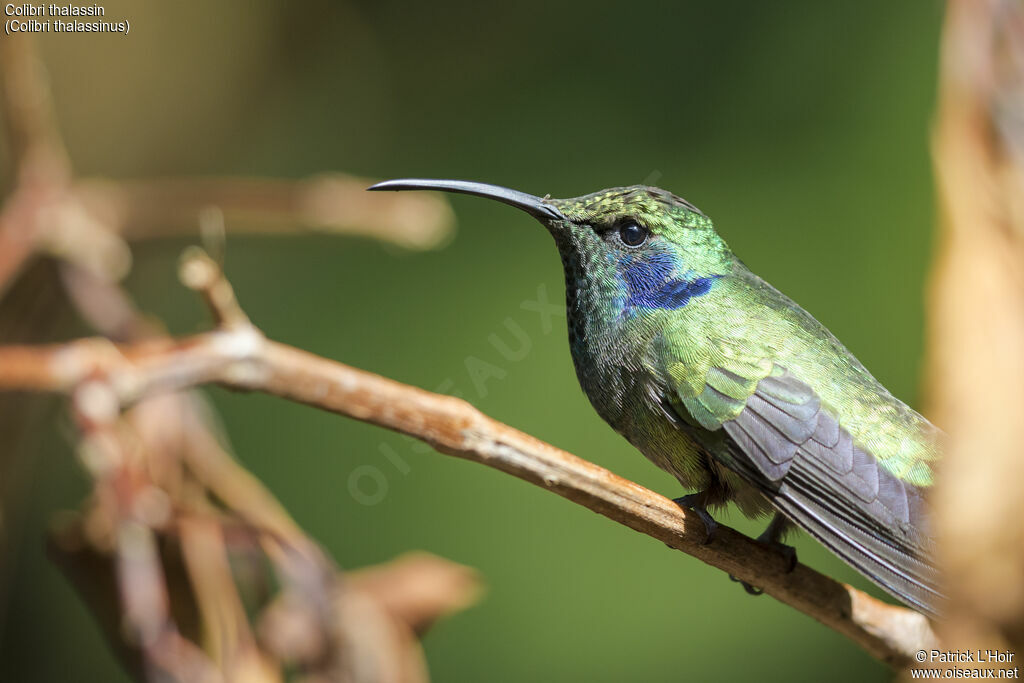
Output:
368,178,566,223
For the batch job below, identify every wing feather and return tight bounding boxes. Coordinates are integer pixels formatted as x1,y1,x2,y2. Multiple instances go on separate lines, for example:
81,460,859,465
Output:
667,363,941,614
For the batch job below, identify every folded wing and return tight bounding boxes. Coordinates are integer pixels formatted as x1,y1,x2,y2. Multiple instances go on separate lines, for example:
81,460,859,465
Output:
667,363,941,615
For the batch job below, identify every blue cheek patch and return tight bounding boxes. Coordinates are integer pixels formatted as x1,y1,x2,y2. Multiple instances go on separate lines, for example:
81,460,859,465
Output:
619,254,719,311
640,275,718,309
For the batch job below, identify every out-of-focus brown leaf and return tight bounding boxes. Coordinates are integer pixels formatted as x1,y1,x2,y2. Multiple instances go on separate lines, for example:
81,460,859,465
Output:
348,552,482,636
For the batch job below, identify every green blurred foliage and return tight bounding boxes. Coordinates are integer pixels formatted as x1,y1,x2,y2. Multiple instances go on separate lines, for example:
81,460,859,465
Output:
1,1,943,680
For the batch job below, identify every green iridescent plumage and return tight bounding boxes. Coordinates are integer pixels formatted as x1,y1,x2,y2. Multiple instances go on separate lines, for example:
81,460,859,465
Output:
369,178,943,615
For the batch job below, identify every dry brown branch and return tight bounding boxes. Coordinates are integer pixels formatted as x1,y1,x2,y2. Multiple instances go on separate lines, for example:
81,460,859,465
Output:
926,0,1024,660
0,249,939,669
0,35,70,181
0,34,73,291
67,376,223,683
72,176,455,250
50,361,483,683
0,171,455,297
0,171,456,296
53,333,479,682
1,36,452,298
0,32,472,683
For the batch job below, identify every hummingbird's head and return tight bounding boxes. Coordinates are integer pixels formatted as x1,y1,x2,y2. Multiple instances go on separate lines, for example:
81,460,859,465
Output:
545,184,731,275
368,179,734,314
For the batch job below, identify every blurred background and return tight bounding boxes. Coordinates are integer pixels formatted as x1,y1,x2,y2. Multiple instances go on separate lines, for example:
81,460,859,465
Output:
0,1,946,680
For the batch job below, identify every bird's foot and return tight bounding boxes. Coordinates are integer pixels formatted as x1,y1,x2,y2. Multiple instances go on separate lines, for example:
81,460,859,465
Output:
728,542,796,596
756,513,798,574
758,538,798,574
671,494,718,545
726,516,798,596
728,574,764,596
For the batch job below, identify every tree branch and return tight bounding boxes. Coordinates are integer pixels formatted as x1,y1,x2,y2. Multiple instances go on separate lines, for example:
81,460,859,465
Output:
71,175,455,250
0,34,73,292
0,254,939,669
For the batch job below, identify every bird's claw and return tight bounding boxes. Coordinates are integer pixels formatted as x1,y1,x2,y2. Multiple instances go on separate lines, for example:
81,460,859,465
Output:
725,526,798,598
769,542,798,574
672,494,718,545
755,531,798,574
728,574,765,595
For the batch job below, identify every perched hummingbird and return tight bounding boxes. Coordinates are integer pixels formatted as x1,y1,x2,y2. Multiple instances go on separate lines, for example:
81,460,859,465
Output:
368,179,942,615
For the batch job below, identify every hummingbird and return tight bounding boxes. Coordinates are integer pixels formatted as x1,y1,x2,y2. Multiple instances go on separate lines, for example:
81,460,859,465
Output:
368,178,942,616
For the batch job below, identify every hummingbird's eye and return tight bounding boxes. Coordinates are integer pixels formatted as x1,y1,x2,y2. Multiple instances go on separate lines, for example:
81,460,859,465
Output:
617,221,649,247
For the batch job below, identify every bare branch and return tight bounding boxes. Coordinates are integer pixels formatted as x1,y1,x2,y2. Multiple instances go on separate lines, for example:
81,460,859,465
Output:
0,35,70,182
178,516,275,680
179,248,251,330
0,323,939,668
72,175,456,250
0,35,74,291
